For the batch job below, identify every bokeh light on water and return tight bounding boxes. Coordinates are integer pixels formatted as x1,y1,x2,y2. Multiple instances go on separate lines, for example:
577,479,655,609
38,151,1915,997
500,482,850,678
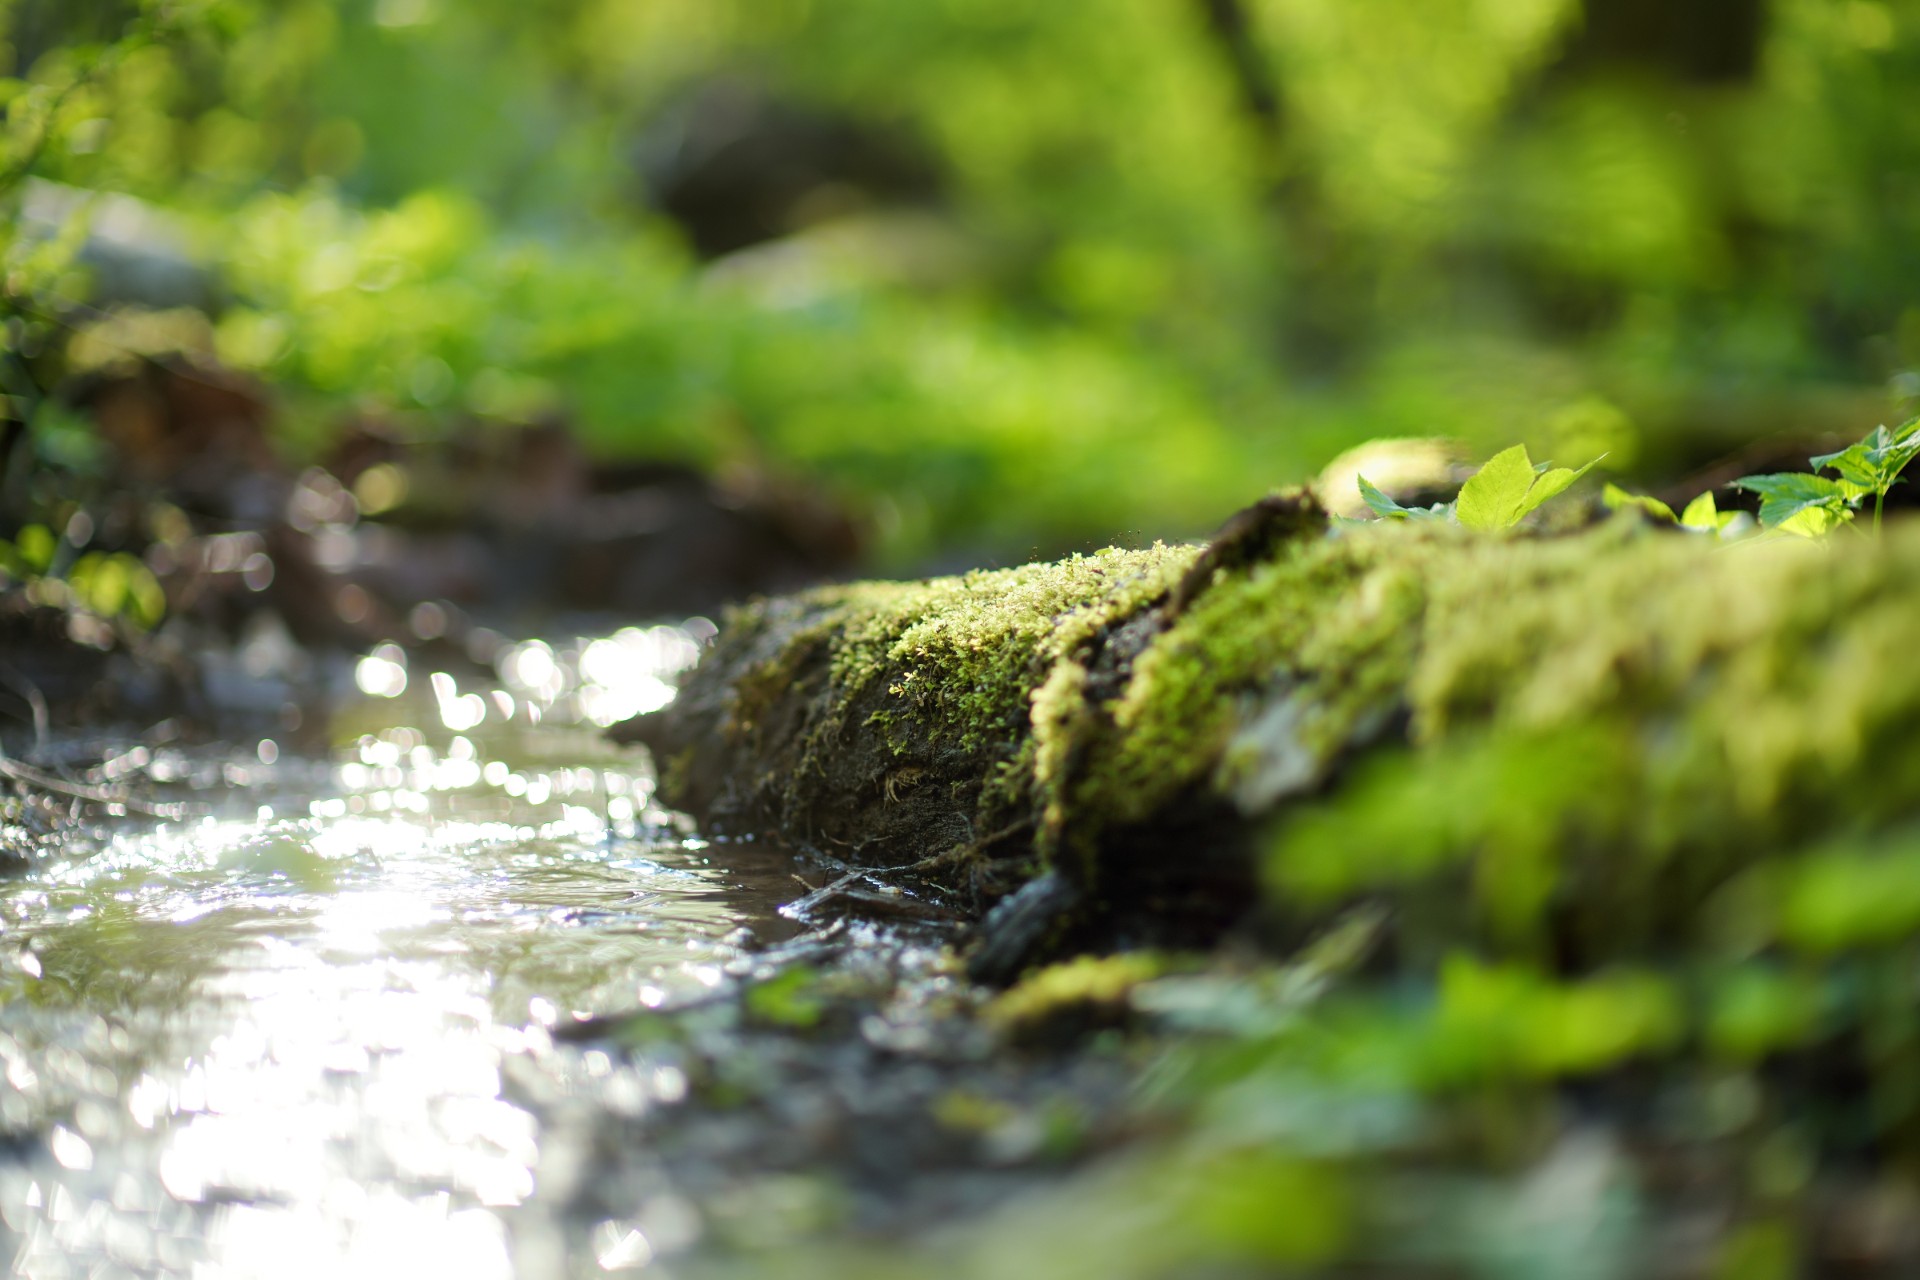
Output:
0,625,792,1278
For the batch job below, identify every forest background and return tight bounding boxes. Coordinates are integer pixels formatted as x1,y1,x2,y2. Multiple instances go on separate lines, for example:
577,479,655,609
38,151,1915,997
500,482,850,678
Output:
0,0,1916,567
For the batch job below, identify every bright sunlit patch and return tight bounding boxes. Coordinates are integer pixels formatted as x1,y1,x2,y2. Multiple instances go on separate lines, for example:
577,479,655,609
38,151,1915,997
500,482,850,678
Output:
306,817,435,863
501,640,562,702
48,1126,92,1171
429,672,489,731
593,1220,655,1271
572,626,702,726
578,675,676,727
355,645,409,698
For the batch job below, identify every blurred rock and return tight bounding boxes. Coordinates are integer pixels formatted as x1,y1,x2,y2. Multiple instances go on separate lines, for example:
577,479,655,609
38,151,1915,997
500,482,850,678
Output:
20,180,215,313
328,422,863,621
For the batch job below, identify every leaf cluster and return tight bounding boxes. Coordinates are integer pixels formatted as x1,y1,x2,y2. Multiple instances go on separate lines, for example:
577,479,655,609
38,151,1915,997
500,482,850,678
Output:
0,522,165,628
1732,418,1920,537
1600,484,1743,536
1359,444,1599,531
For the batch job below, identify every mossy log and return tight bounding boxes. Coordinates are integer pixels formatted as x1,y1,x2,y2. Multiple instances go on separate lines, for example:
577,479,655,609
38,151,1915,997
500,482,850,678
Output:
621,492,1920,981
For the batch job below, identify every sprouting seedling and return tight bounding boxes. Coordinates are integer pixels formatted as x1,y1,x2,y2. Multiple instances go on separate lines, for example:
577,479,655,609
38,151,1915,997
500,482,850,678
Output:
1356,476,1452,523
1601,484,1745,537
1359,444,1601,531
1732,417,1920,537
1454,445,1603,531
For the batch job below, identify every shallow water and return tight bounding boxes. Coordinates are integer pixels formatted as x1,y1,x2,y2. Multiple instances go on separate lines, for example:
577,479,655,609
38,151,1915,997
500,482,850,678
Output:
0,627,812,1278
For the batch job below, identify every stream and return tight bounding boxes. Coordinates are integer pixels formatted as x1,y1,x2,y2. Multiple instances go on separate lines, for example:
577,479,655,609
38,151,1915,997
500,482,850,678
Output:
0,624,858,1278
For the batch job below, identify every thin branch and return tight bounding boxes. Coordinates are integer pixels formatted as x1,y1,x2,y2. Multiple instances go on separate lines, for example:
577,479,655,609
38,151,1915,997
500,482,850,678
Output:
0,660,49,759
0,755,185,818
1194,0,1284,143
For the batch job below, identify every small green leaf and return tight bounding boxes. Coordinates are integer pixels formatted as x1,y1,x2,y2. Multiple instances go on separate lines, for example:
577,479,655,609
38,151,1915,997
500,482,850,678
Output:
1679,491,1720,530
70,551,129,617
1732,472,1852,534
1356,475,1451,522
1515,455,1604,520
1809,440,1883,493
1357,475,1410,520
121,557,166,629
1603,483,1675,522
15,524,54,572
1776,504,1853,537
1455,445,1537,531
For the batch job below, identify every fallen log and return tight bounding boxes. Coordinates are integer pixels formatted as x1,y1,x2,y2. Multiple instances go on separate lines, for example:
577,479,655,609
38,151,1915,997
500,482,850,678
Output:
619,491,1920,982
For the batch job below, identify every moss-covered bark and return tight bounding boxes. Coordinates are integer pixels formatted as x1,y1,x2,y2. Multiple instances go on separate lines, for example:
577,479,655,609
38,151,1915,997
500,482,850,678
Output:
619,539,1203,900
625,493,1920,981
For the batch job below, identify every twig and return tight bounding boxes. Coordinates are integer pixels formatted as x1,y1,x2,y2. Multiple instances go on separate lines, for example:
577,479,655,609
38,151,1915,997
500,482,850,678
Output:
780,868,868,919
0,661,49,760
780,844,974,921
0,755,184,818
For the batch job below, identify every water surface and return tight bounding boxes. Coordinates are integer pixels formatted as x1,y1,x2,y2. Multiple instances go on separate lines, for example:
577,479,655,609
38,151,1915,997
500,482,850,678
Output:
0,627,803,1277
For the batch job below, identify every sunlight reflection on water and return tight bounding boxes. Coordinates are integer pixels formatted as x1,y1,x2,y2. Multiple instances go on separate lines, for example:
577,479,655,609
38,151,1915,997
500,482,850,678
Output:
0,626,796,1278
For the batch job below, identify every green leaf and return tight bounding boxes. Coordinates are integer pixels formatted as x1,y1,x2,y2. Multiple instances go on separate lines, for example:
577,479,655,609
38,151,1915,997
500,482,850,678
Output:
1602,483,1675,522
1732,472,1852,536
1456,446,1604,531
1357,475,1408,520
1809,440,1882,492
1776,504,1853,537
1807,450,1886,502
15,524,54,573
69,552,128,617
1454,445,1537,530
1810,421,1920,500
1676,490,1741,534
1515,455,1603,520
1356,475,1450,522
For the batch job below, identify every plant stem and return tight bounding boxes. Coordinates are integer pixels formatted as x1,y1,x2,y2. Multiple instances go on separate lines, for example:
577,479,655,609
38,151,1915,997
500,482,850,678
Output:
1875,489,1885,535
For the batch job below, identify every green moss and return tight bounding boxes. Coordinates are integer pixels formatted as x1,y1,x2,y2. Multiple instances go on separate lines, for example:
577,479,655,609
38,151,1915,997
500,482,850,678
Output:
820,543,1195,754
1039,522,1435,878
984,951,1173,1037
706,542,1197,866
1259,521,1920,964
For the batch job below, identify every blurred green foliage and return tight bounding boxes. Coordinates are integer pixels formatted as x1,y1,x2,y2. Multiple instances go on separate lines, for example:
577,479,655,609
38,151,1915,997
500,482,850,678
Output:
0,519,164,625
4,0,1920,563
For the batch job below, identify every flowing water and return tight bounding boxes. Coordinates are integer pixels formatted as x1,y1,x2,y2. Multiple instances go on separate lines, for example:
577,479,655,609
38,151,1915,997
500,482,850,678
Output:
0,625,822,1278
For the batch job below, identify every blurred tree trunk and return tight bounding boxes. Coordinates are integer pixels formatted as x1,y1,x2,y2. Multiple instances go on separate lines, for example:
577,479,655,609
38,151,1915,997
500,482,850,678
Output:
1552,0,1766,85
1190,0,1371,374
